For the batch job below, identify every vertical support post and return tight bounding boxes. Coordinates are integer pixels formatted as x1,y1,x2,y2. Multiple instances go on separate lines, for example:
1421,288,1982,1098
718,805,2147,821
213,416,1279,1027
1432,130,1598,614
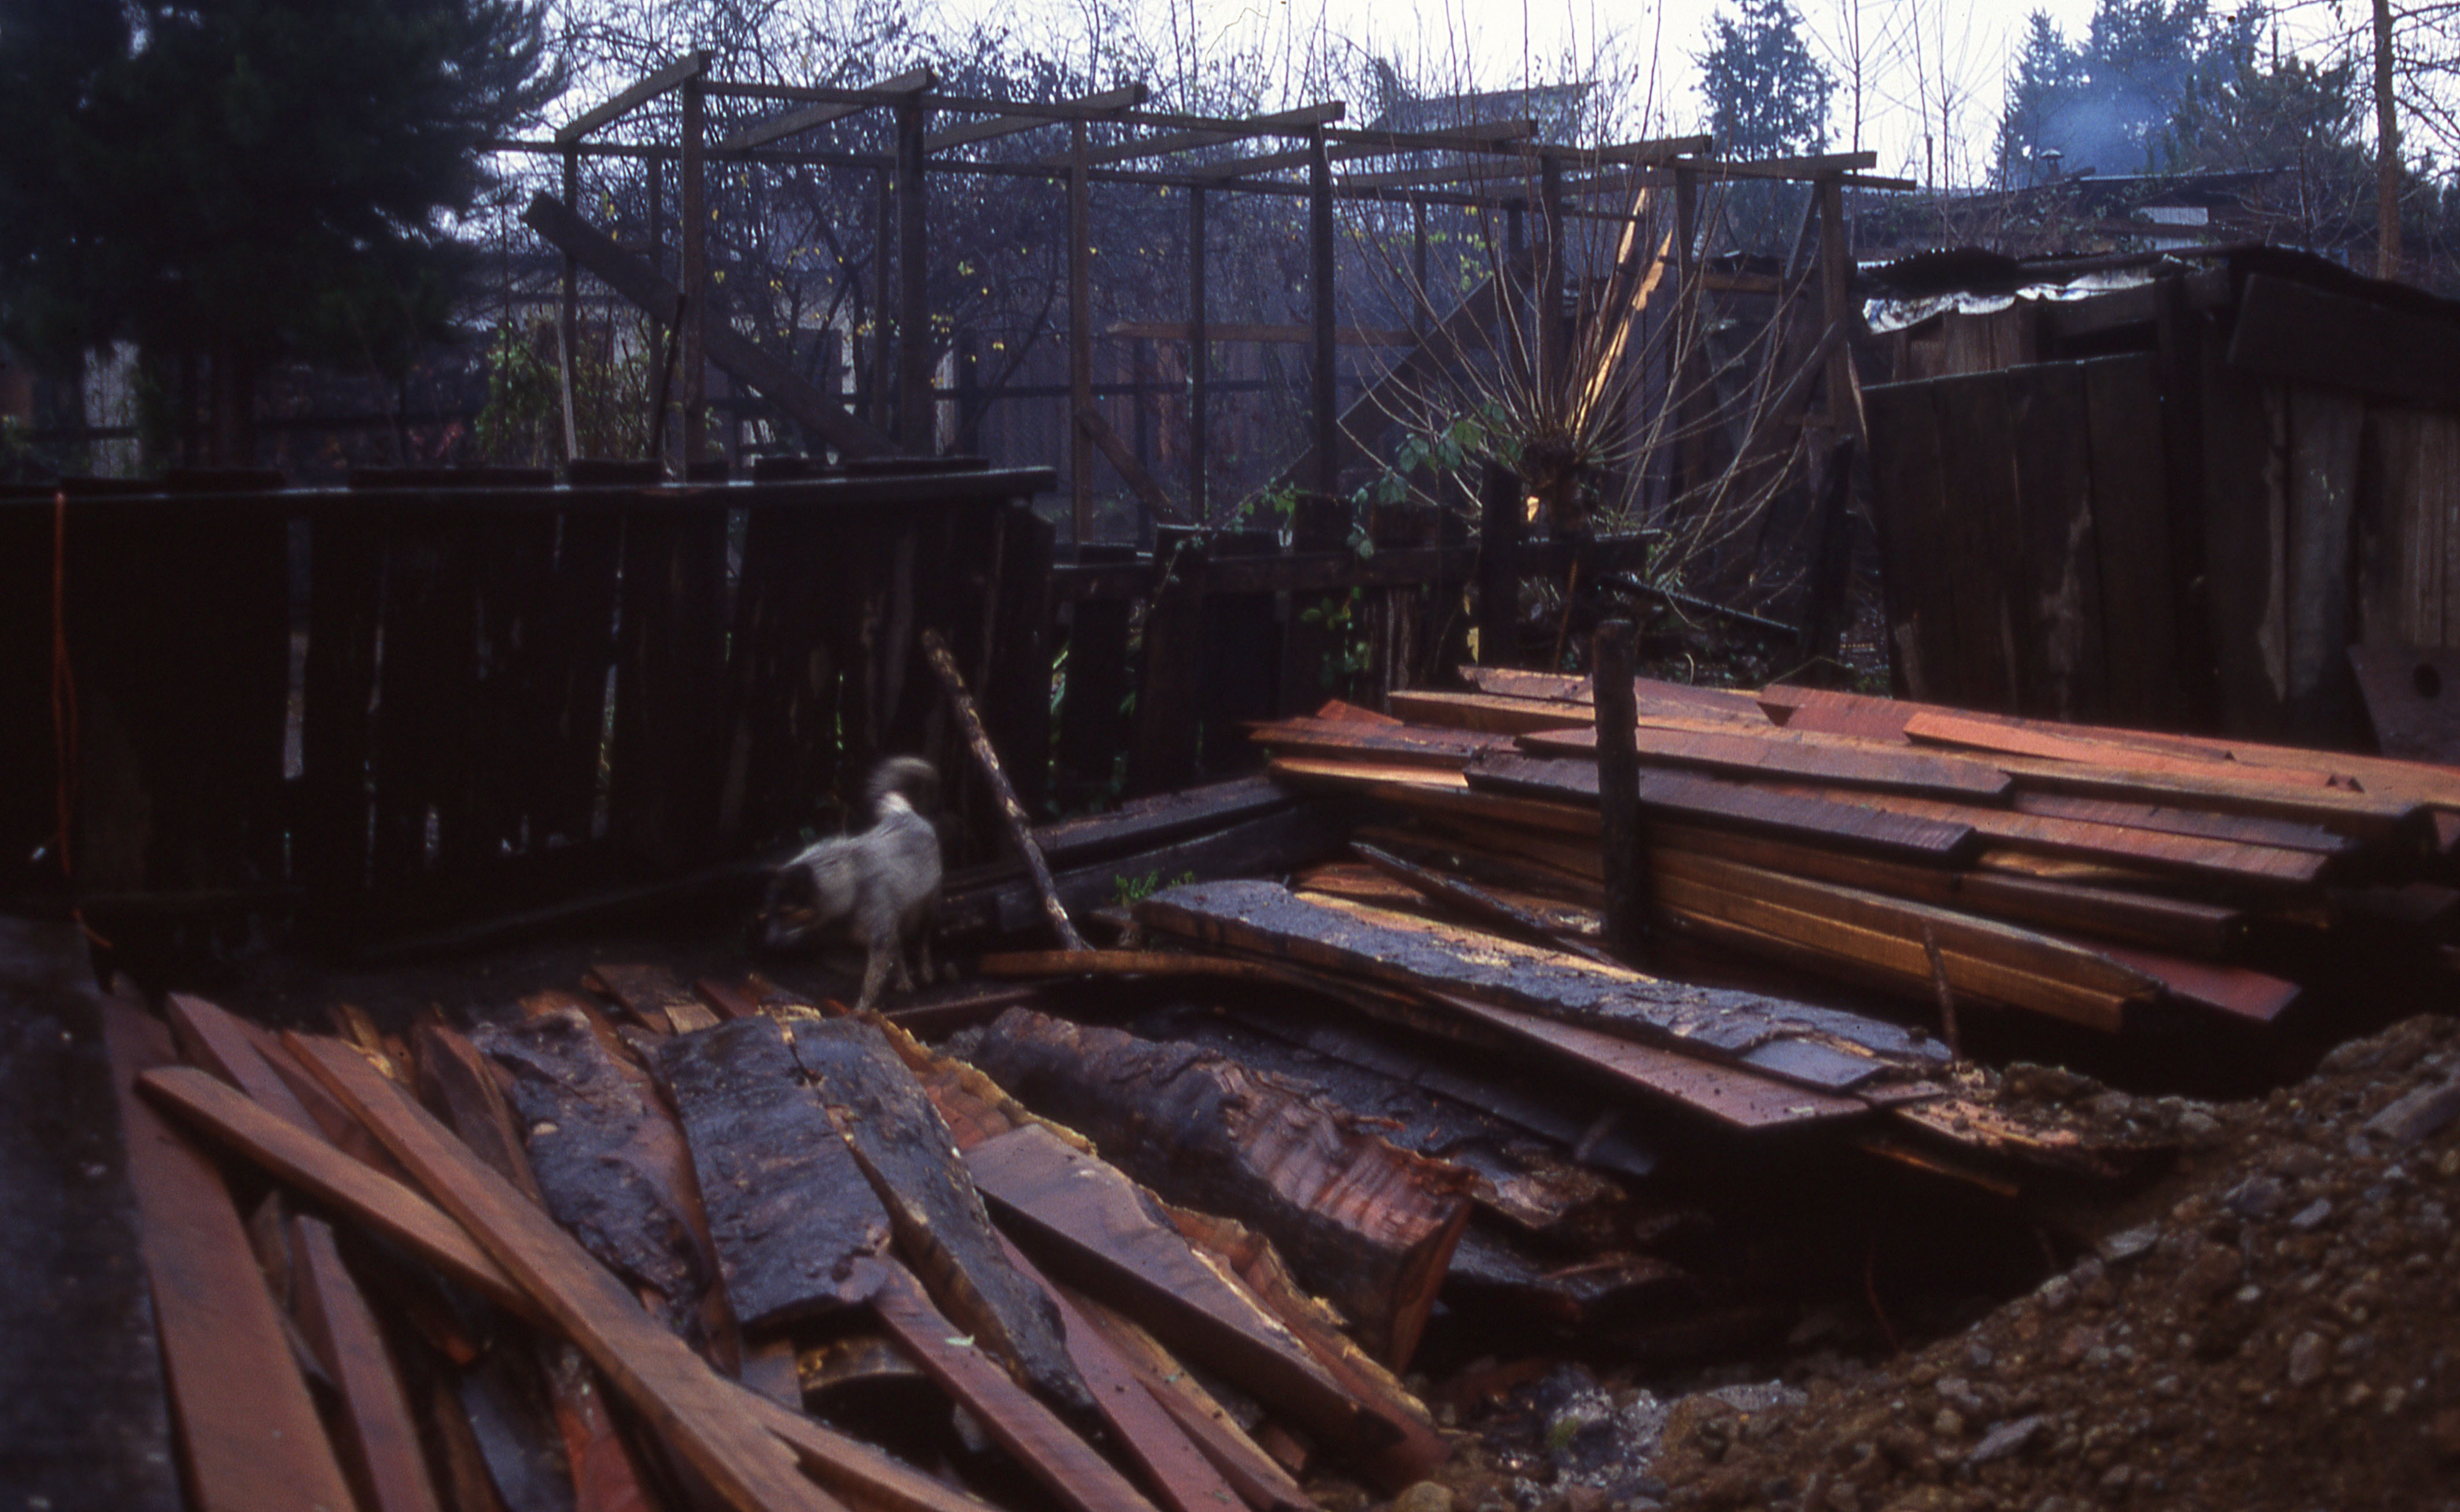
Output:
1593,618,1647,959
2373,0,2402,280
560,146,581,462
1309,127,1339,503
680,76,707,464
1188,185,1209,525
1538,156,1566,421
1478,459,1523,666
1672,166,1703,502
872,170,894,432
1816,174,1861,441
1069,121,1094,544
1412,200,1429,338
897,91,933,455
955,328,979,452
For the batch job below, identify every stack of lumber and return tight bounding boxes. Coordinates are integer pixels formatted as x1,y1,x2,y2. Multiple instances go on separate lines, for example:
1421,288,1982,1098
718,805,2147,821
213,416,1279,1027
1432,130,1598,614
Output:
86,956,1461,1512
1240,671,2460,1039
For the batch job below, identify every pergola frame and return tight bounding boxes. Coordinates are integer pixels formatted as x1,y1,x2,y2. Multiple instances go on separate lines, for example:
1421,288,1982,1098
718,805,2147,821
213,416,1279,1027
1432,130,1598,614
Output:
496,56,1911,541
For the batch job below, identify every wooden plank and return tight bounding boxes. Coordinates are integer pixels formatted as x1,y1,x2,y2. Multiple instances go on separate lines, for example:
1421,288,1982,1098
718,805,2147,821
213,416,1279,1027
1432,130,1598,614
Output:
1249,717,1511,769
1386,688,1596,734
791,1019,1095,1419
1519,721,2012,800
853,1258,1162,1512
1067,1298,1313,1512
2284,385,2366,742
100,1004,358,1512
165,992,329,1138
1467,750,1980,864
1927,372,2021,708
653,1018,892,1330
995,1233,1254,1512
411,1021,547,1206
1127,536,1205,794
964,1123,1364,1440
137,1065,532,1317
1901,707,2316,783
589,962,721,1034
285,1035,846,1512
2065,940,2301,1024
290,1215,447,1512
2080,355,2178,727
2009,789,2352,854
1134,880,1944,1091
965,1008,1473,1370
2227,270,2460,408
2006,360,2105,719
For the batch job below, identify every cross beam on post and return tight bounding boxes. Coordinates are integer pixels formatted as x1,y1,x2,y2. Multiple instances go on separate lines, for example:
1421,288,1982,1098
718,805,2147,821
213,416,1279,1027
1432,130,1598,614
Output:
927,84,1148,153
713,68,935,153
556,52,709,145
680,72,707,465
897,90,933,454
1309,128,1338,503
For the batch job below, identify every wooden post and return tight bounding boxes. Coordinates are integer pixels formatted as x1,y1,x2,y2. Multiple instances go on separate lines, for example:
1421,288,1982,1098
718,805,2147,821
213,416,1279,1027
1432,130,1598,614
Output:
1538,156,1565,419
1412,201,1429,338
1592,618,1646,958
897,92,933,454
1310,128,1339,502
1817,174,1861,441
872,170,894,432
561,147,581,462
1673,167,1702,503
1070,121,1095,544
922,630,1088,952
680,76,706,464
2373,0,2402,280
1188,186,1208,524
1477,459,1522,666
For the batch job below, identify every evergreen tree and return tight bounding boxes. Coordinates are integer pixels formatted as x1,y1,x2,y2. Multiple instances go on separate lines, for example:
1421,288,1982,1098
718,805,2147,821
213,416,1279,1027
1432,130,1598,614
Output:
0,0,564,460
1699,0,1834,160
1992,0,2255,183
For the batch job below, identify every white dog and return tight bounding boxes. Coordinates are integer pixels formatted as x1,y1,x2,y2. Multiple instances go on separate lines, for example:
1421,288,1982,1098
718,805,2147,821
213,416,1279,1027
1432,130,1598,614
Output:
759,757,942,1008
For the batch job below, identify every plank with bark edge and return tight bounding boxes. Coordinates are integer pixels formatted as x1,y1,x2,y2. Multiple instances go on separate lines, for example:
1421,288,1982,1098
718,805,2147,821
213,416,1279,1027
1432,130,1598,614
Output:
136,1064,532,1316
283,1032,846,1512
966,1007,1475,1370
791,1017,1096,1420
653,1017,892,1330
851,1256,1162,1512
963,1123,1364,1442
101,1005,358,1512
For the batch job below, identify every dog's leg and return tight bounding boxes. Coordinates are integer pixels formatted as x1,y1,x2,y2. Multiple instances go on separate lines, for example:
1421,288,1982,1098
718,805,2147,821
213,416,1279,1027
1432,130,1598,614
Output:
856,945,893,1012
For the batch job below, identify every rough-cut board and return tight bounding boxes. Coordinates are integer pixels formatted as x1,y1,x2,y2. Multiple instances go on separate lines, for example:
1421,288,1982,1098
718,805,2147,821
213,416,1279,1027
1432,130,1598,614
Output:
476,1006,712,1329
994,1233,1253,1512
852,1257,1163,1512
1466,751,1980,864
165,991,405,1178
286,1034,847,1512
791,1018,1096,1421
967,1008,1474,1370
1518,721,2013,800
136,1065,532,1316
1031,775,1297,869
1066,1294,1314,1512
2008,791,2354,855
589,962,723,1034
653,1017,892,1331
1384,688,1598,735
1246,717,1513,769
413,1021,547,1205
1136,881,1949,1092
1901,709,2328,786
964,1123,1364,1441
290,1214,447,1512
1459,666,1770,721
101,1002,360,1512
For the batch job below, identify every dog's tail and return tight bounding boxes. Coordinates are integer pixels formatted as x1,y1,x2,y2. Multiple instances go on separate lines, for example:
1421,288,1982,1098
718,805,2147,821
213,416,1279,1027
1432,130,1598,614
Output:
867,755,939,813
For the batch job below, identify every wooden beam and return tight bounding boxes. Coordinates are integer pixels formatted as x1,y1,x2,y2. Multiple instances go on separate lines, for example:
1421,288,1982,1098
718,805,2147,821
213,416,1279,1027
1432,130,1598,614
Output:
929,84,1147,152
1070,121,1094,540
1109,320,1417,346
289,1216,447,1512
922,628,1089,952
1594,621,1647,958
1310,127,1339,501
716,68,934,152
557,52,709,145
681,74,708,462
896,93,933,452
1054,102,1347,168
286,1034,845,1512
1188,186,1208,522
1076,403,1176,522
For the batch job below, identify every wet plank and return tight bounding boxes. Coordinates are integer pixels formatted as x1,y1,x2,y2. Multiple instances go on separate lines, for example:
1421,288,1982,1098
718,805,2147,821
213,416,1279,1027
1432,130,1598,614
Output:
652,1018,891,1330
1066,1298,1313,1512
290,1215,447,1512
102,1002,358,1512
285,1034,844,1512
964,1123,1362,1441
413,1021,548,1206
968,1008,1474,1370
589,962,722,1034
791,1018,1095,1421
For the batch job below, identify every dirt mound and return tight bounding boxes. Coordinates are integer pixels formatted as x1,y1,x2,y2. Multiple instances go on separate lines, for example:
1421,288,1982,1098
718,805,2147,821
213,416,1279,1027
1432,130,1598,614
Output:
1630,1012,2460,1511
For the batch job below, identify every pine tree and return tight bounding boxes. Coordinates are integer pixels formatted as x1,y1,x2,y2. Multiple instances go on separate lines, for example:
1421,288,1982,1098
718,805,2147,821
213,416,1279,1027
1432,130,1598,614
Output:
1699,0,1835,160
1992,0,2255,184
0,0,564,462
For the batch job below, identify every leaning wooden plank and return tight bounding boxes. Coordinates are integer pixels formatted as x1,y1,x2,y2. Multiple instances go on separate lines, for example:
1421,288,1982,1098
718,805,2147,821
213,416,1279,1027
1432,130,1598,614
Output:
589,962,723,1034
853,1258,1163,1512
1067,1297,1314,1512
1745,780,2330,889
967,1008,1475,1370
165,993,327,1135
652,1018,892,1330
2057,939,2301,1024
791,1019,1096,1420
475,1005,712,1329
964,1123,1364,1441
995,1233,1254,1512
100,1004,358,1512
727,1383,1002,1512
1135,880,1947,1089
290,1215,447,1512
286,1033,848,1512
1031,775,1297,869
1467,751,1980,864
1519,721,2013,801
413,1021,550,1206
138,1065,533,1315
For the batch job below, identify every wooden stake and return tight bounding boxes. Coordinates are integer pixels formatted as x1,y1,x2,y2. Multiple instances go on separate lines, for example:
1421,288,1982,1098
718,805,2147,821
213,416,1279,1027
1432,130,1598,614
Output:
920,627,1087,951
1593,619,1648,959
